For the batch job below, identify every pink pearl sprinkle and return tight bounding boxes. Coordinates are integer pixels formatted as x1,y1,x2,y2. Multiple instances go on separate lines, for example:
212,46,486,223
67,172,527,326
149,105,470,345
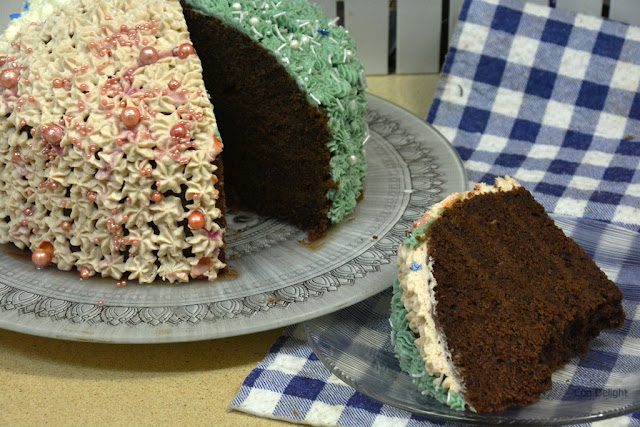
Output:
177,43,196,59
188,210,206,230
32,249,51,269
150,191,163,203
170,123,187,139
86,191,97,202
0,69,18,89
168,79,180,91
43,125,64,144
121,106,141,128
139,46,159,65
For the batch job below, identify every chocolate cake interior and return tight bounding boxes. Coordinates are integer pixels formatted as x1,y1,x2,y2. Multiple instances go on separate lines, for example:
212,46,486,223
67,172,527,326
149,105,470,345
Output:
183,5,335,238
427,187,625,412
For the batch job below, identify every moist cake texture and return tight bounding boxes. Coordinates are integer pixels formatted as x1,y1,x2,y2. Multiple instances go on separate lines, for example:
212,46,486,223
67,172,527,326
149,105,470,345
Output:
182,0,368,238
392,176,625,412
0,0,226,283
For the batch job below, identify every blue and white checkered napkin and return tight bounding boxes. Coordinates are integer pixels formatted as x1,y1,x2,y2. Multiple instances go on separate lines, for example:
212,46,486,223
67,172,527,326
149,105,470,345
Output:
231,0,640,425
231,324,468,427
429,0,640,231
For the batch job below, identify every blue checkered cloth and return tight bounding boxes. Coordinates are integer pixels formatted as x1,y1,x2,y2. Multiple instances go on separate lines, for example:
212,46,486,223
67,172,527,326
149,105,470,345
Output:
231,325,469,426
231,0,640,425
429,0,640,231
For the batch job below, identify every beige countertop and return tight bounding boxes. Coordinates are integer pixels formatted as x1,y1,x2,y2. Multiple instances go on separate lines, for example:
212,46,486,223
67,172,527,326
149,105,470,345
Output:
0,74,441,427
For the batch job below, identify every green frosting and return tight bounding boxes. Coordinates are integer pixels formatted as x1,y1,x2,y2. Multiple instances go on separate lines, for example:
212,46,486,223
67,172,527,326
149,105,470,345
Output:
183,0,368,224
391,277,468,411
403,212,441,250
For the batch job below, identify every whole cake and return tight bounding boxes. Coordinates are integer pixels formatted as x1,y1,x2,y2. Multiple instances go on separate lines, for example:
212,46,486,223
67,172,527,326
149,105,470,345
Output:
391,176,625,412
0,0,368,283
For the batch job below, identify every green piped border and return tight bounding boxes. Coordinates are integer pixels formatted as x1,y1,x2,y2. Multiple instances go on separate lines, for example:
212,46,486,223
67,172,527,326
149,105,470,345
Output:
403,215,439,250
390,278,469,411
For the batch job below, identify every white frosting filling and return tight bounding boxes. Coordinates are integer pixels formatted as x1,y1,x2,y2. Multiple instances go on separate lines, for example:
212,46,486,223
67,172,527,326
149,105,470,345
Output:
397,243,464,394
398,175,523,395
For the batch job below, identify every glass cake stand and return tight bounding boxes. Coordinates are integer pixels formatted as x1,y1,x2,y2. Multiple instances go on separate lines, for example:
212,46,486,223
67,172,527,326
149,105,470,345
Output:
305,215,640,424
0,95,468,343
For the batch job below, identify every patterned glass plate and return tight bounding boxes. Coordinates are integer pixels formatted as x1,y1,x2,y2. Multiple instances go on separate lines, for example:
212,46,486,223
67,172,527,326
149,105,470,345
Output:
305,216,640,425
0,95,467,343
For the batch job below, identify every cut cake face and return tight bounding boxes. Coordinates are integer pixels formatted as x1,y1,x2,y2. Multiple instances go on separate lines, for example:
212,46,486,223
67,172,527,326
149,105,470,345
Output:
182,0,369,239
0,0,225,283
392,176,625,412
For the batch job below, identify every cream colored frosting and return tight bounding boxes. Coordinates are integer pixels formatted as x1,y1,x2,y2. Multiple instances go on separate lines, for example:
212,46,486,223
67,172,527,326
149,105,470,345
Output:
0,0,225,283
397,175,522,394
397,243,464,394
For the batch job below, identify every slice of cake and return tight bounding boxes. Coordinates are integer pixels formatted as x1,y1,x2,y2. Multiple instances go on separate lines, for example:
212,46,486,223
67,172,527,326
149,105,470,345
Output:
181,0,368,240
391,176,625,412
0,0,368,282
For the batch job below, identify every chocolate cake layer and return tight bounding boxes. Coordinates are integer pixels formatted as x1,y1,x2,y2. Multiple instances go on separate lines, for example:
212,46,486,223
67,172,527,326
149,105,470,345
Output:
182,6,335,237
427,187,625,412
